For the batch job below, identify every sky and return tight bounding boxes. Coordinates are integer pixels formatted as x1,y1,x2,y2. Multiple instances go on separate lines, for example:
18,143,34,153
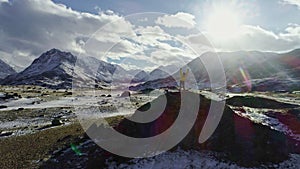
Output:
0,0,300,71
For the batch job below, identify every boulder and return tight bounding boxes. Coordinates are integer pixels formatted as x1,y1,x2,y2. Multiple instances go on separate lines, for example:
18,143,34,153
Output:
52,118,63,126
0,105,7,109
120,91,131,97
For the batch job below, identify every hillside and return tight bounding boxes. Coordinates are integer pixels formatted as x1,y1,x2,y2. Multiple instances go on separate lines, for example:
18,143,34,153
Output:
0,59,16,79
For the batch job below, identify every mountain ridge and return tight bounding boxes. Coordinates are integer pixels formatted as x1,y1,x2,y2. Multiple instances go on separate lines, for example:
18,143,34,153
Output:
0,59,16,79
2,48,300,91
130,49,300,92
1,49,171,88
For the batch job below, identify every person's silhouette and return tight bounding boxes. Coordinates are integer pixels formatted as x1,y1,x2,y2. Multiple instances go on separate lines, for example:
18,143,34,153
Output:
179,68,189,90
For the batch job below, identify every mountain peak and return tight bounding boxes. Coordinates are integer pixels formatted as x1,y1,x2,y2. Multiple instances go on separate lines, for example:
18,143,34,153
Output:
0,49,138,89
43,48,73,58
35,48,76,65
47,48,64,54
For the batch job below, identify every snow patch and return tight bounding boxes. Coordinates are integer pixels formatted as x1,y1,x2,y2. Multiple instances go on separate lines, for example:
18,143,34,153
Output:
106,149,300,169
230,106,300,141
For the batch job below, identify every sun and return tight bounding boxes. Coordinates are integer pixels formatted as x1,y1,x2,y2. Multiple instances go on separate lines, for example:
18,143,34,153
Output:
204,6,242,42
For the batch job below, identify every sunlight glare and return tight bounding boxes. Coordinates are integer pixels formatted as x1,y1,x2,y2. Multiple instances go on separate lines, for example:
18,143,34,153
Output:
205,6,242,42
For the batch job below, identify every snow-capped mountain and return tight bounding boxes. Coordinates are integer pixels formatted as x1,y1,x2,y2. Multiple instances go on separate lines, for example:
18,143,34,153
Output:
1,49,77,88
131,65,180,83
2,48,299,90
1,49,134,89
131,64,180,83
132,70,150,83
130,49,300,92
0,59,16,79
148,65,179,81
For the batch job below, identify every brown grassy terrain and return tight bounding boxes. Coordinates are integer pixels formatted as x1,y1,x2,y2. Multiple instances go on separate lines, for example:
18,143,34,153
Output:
0,85,73,102
0,116,124,169
0,123,84,169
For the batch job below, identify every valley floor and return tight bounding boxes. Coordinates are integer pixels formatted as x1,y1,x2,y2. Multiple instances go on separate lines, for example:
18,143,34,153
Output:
0,85,300,168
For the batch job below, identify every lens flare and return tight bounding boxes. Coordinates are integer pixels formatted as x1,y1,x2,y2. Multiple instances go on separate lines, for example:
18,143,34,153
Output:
70,143,82,156
239,67,252,91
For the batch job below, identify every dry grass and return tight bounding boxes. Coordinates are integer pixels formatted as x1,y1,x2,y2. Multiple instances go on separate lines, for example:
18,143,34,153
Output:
0,122,84,169
0,115,125,169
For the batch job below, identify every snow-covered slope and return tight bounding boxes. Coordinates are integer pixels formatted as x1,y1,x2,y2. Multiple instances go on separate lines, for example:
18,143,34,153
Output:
130,49,300,92
1,49,134,88
1,49,77,88
107,149,300,169
0,59,16,79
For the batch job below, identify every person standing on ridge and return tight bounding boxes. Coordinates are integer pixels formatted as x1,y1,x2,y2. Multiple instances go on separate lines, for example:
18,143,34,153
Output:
179,68,189,91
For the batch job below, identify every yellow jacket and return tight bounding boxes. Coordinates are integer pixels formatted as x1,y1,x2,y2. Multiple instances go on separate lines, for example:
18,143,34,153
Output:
180,69,189,81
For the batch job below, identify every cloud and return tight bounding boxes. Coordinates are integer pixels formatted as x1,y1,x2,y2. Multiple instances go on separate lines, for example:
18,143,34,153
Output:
204,24,300,52
0,0,132,69
282,0,300,8
155,12,196,29
84,21,199,68
176,33,214,55
1,0,299,72
0,0,200,71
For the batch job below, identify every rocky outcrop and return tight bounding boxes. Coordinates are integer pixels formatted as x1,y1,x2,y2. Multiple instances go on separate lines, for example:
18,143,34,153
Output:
110,92,299,167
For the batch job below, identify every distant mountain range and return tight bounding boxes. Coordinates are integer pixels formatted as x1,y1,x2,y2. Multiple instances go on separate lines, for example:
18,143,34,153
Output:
0,49,170,89
132,65,180,83
130,49,300,92
0,59,16,79
1,48,299,91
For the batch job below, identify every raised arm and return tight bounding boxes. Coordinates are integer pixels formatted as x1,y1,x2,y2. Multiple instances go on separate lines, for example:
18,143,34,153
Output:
180,68,183,77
